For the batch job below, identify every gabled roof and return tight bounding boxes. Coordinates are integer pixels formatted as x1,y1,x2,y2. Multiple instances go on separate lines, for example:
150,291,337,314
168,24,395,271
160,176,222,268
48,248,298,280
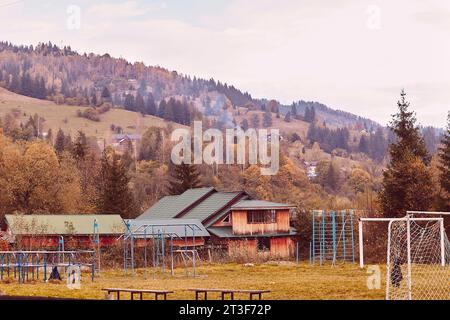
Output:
5,214,125,235
137,187,215,220
231,200,295,210
136,188,294,229
126,218,209,238
182,191,246,226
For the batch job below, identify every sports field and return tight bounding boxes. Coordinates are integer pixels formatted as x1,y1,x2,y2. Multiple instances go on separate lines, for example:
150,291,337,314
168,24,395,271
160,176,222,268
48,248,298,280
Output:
0,262,386,300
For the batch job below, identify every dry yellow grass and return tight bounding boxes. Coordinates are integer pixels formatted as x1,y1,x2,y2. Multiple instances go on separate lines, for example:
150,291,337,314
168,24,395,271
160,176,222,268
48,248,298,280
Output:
0,88,186,139
234,109,310,137
0,262,386,300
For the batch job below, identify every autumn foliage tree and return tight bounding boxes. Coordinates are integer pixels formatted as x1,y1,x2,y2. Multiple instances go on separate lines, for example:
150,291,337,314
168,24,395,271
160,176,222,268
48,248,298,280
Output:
0,137,82,215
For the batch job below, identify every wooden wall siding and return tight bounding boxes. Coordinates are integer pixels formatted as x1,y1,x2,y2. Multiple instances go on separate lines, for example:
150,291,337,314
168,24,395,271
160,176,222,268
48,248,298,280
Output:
231,209,290,235
13,235,118,249
226,237,292,258
172,237,205,247
269,237,292,257
227,239,257,257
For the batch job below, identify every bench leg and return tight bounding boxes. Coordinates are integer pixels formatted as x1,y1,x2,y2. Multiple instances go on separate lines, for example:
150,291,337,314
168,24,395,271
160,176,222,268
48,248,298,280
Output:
155,293,159,300
131,292,134,300
221,292,225,300
164,293,167,300
230,292,234,300
204,292,208,300
259,293,262,300
195,292,199,300
117,292,120,300
140,292,143,300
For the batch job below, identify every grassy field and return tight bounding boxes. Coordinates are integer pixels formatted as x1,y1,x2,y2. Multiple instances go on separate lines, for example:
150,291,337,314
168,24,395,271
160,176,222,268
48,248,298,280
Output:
0,88,185,139
0,262,386,300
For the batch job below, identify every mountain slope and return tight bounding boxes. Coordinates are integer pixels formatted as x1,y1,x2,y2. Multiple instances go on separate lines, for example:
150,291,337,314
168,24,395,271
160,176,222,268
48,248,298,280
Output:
0,41,380,130
0,87,185,140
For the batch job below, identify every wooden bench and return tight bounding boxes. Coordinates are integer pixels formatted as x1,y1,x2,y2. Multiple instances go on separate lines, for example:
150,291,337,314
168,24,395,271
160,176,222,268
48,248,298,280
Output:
102,288,173,300
188,288,270,300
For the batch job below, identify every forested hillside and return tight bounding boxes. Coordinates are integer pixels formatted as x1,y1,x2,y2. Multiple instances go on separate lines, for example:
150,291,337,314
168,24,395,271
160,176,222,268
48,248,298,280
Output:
0,41,391,131
0,41,447,220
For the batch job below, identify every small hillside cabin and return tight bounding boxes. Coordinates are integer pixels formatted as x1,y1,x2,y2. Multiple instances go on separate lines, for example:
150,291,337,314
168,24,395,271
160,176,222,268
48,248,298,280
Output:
2,214,125,249
135,188,297,258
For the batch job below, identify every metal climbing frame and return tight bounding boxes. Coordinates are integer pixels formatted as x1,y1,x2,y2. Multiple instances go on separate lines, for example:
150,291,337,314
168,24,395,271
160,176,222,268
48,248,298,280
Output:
310,209,356,265
122,221,204,278
0,250,96,283
93,219,101,275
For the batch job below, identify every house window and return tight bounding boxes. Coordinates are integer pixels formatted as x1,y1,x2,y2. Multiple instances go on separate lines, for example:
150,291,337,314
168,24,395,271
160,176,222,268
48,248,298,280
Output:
222,214,230,223
247,210,276,224
257,237,270,252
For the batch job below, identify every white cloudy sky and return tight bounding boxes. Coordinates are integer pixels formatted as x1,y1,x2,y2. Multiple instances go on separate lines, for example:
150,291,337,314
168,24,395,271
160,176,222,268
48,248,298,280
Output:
1,0,449,127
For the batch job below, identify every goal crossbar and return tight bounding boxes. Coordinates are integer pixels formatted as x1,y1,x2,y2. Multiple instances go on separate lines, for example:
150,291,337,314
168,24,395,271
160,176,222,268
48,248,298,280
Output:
407,211,450,216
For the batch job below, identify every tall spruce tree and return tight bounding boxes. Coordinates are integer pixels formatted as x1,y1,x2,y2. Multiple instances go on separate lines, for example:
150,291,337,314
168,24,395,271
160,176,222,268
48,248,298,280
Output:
123,94,135,111
358,135,369,154
101,86,111,100
73,131,88,162
158,100,167,118
168,162,202,195
96,150,135,218
145,93,157,115
284,111,291,123
54,129,66,154
437,112,450,210
135,93,145,114
379,90,433,217
291,103,298,119
263,108,273,127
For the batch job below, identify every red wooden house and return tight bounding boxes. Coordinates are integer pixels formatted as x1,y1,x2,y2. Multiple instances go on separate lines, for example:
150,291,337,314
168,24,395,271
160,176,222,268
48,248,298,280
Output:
136,188,297,258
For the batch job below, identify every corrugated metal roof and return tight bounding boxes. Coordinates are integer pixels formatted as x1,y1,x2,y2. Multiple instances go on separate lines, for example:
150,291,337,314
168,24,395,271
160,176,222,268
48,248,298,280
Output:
137,187,215,220
231,200,295,210
126,219,209,238
207,226,297,238
182,191,242,223
5,214,125,235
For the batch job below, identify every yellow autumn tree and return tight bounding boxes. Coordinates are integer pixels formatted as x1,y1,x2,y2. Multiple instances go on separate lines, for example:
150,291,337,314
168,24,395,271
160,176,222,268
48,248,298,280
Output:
0,137,82,214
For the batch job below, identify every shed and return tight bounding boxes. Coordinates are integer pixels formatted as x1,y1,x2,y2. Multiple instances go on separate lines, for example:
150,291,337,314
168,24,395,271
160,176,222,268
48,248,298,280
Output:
4,214,125,248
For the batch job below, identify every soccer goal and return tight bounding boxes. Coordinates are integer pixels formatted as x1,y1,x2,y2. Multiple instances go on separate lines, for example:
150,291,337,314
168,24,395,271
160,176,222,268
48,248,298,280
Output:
386,215,450,300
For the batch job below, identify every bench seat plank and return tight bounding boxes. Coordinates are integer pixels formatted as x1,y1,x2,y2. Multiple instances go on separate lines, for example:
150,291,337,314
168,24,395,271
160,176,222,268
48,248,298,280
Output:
102,288,173,294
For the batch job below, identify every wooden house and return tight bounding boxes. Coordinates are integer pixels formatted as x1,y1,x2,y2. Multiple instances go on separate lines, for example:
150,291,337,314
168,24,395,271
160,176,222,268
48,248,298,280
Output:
136,188,297,258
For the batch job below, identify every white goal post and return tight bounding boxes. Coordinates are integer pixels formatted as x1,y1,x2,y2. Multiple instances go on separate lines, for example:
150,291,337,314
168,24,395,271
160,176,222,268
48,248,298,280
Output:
386,216,449,300
358,217,447,268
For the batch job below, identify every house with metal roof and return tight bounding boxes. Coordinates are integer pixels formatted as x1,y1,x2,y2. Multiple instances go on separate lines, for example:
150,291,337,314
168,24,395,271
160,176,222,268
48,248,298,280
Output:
135,188,297,258
2,214,125,249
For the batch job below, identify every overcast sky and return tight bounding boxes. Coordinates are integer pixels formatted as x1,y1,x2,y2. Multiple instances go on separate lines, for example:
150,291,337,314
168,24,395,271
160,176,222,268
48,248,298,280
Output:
1,0,449,127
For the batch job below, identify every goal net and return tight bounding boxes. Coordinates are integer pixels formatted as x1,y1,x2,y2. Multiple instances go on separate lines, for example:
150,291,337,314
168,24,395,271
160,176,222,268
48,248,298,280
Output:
386,217,450,300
